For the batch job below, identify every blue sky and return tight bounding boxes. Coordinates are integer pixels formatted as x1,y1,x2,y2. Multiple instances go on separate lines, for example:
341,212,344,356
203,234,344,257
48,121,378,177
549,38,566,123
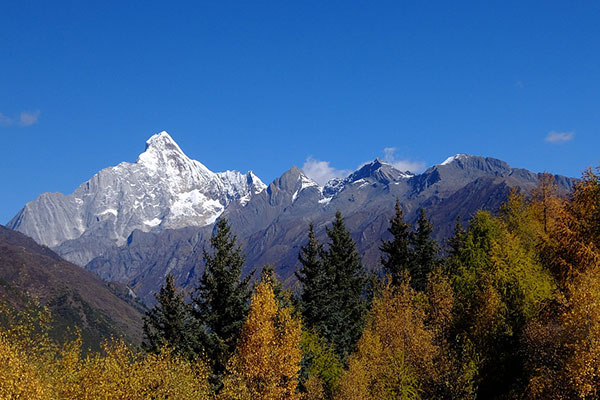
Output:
1,1,599,223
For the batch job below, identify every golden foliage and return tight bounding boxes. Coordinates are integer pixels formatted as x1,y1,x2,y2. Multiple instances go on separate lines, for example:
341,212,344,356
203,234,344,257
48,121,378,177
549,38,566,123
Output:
0,302,212,400
337,272,475,400
0,331,49,400
337,278,457,400
524,267,600,399
220,276,303,400
59,341,211,399
545,169,600,285
523,168,600,399
303,374,326,400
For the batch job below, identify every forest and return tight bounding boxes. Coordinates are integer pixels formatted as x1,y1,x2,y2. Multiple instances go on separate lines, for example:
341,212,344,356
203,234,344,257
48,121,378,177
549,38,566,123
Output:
1,167,600,400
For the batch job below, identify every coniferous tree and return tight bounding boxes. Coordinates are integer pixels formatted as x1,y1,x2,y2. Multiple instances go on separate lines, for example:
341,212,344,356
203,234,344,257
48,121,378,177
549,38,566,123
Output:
410,208,439,291
380,200,413,286
192,218,253,379
447,215,466,258
322,211,367,360
142,274,198,360
296,223,332,337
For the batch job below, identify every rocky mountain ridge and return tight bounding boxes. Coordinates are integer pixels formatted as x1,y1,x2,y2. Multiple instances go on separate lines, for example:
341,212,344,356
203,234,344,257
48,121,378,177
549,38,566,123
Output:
8,132,577,305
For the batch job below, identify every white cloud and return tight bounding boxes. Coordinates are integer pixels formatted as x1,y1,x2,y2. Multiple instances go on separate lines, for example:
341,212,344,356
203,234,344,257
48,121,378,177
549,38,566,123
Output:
0,110,40,127
382,147,426,173
545,131,574,144
0,113,12,126
19,110,40,126
302,157,351,186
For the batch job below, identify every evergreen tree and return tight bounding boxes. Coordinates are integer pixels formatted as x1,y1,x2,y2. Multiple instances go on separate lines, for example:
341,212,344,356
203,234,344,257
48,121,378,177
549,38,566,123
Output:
447,215,466,258
380,200,413,285
192,218,253,379
142,274,198,360
296,223,332,338
410,208,439,291
322,211,367,360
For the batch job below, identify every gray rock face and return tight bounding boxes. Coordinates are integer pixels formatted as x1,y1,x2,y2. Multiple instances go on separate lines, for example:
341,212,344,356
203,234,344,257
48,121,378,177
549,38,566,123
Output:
7,131,266,265
7,133,577,306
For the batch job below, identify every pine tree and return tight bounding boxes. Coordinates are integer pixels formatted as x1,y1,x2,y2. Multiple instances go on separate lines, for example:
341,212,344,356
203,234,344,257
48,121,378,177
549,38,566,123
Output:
142,274,198,360
192,218,253,378
296,223,332,338
410,208,439,291
447,215,466,258
380,200,413,285
322,211,367,360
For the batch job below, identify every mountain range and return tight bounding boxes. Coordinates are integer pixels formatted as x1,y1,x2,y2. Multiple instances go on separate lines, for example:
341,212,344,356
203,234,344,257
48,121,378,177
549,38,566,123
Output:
7,132,576,305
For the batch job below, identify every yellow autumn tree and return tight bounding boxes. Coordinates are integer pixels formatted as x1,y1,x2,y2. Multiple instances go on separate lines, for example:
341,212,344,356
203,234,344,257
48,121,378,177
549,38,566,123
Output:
523,167,600,399
337,280,433,400
0,331,50,400
544,168,600,286
220,275,303,400
338,271,476,400
0,297,213,400
60,340,212,399
0,299,68,400
524,266,600,399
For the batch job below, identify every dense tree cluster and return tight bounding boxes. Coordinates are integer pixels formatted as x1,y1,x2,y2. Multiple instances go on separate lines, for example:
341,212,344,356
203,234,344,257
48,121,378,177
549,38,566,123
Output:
3,167,600,399
380,201,439,290
297,211,367,361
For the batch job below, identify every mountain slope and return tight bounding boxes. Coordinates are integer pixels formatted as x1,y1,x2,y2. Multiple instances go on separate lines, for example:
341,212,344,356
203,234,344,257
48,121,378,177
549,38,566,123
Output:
0,225,144,350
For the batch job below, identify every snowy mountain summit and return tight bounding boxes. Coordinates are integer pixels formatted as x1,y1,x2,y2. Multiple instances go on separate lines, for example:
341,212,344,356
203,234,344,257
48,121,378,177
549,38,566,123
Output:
8,131,265,265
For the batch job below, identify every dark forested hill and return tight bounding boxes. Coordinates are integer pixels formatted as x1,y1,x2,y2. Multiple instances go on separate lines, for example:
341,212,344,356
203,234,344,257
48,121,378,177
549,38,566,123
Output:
0,225,144,350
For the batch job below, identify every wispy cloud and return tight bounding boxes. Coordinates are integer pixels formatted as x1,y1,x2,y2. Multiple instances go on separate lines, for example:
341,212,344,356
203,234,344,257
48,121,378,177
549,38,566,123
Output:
382,147,426,173
0,110,40,127
302,148,427,185
302,157,351,186
545,131,574,144
19,110,40,126
0,113,12,126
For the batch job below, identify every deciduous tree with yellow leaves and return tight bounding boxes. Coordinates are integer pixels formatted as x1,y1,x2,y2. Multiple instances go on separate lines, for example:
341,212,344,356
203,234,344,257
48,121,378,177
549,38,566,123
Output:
337,274,470,400
220,273,303,400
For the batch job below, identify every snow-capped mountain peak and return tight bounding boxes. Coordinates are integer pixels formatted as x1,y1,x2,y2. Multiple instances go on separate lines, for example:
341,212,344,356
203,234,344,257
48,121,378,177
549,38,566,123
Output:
137,131,213,179
440,153,470,166
8,131,266,265
146,130,183,152
139,131,186,166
